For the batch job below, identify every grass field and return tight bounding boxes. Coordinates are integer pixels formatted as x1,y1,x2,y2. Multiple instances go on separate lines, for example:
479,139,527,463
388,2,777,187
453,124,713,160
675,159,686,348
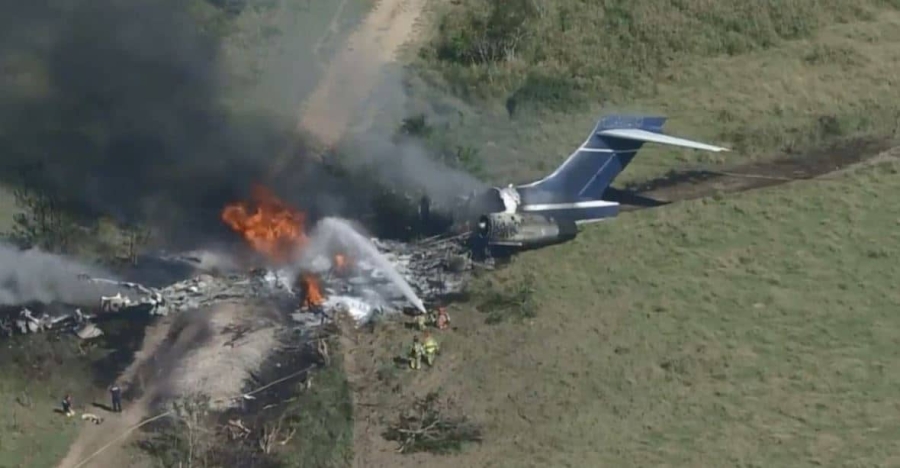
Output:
0,336,108,468
218,0,375,118
406,0,900,185
0,184,69,467
348,155,900,467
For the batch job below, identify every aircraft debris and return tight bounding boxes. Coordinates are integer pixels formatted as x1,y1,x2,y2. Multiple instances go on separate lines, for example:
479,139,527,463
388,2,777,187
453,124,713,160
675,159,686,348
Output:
75,322,103,339
0,234,473,339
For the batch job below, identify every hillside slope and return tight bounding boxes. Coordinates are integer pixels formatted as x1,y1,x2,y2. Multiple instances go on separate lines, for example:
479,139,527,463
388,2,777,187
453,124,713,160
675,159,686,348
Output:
348,154,900,467
409,0,900,185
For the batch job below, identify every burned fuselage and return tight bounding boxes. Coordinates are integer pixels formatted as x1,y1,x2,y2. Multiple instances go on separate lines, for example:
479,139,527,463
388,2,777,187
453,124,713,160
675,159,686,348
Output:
475,212,577,251
429,114,732,254
436,185,584,253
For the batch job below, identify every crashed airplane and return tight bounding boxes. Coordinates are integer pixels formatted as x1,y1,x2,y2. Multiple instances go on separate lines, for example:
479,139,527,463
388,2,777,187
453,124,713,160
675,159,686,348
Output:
0,115,729,341
0,237,471,339
443,115,730,252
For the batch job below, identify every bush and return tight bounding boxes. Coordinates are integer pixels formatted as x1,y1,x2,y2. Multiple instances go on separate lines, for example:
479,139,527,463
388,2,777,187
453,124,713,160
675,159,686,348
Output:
383,392,483,454
395,114,487,179
6,186,84,254
420,0,883,103
433,0,539,66
476,271,537,324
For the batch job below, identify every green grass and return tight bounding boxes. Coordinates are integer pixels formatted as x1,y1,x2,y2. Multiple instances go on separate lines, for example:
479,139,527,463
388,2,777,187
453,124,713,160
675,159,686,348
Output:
220,0,375,119
407,0,900,185
277,340,354,468
0,188,95,468
416,158,900,467
0,336,105,468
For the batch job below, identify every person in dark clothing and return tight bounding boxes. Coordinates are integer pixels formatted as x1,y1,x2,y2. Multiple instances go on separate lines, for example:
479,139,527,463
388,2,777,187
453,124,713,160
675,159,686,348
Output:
61,394,74,417
109,383,122,412
418,195,431,237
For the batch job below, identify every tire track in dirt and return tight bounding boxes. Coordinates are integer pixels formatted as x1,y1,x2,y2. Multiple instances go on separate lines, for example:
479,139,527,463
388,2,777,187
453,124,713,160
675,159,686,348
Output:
616,138,896,211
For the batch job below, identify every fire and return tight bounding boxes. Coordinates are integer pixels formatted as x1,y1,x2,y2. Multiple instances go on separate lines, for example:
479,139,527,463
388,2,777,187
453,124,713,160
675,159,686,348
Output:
221,185,307,262
334,254,347,270
221,185,332,310
301,274,324,308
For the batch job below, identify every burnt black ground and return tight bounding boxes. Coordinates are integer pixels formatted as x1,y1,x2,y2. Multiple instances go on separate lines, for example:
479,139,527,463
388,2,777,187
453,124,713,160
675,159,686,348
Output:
615,137,894,211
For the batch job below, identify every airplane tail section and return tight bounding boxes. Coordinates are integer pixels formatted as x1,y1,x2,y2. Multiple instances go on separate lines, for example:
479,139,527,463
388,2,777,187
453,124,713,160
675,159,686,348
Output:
519,115,729,201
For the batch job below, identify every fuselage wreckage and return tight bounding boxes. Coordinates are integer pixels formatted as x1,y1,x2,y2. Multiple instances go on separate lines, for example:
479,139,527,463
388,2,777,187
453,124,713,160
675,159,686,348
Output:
448,115,730,252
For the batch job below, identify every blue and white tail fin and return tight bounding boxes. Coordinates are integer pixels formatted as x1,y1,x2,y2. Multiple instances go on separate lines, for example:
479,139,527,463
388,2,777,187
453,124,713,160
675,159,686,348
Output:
519,115,728,202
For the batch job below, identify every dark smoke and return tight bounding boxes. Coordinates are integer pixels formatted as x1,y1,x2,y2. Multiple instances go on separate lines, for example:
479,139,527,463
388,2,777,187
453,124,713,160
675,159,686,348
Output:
0,0,487,252
0,0,295,247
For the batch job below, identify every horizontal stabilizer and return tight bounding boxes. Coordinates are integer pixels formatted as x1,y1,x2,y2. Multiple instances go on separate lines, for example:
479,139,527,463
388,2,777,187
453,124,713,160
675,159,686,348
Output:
597,128,730,152
517,115,732,210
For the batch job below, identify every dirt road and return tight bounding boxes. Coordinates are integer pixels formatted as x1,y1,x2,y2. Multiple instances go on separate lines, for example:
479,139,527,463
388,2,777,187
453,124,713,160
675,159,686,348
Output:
55,316,175,468
55,303,276,468
296,0,425,148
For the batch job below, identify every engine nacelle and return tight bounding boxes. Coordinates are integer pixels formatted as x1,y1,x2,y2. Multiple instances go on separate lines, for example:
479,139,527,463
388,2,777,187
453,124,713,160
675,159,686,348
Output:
475,212,577,250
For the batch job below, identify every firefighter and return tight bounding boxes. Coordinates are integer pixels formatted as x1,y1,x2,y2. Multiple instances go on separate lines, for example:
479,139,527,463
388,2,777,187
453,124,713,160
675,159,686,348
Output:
109,382,122,413
418,195,431,237
422,332,439,366
408,336,425,370
414,312,428,331
61,394,74,417
436,307,450,330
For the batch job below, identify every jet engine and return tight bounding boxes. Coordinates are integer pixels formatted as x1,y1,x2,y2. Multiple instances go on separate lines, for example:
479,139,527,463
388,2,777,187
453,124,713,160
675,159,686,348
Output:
475,212,577,250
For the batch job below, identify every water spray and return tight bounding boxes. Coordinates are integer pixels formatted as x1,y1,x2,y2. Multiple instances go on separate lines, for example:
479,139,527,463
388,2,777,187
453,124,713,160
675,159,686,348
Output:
302,217,427,313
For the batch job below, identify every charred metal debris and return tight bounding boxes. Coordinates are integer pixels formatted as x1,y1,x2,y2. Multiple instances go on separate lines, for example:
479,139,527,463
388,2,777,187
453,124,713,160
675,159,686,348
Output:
0,234,485,340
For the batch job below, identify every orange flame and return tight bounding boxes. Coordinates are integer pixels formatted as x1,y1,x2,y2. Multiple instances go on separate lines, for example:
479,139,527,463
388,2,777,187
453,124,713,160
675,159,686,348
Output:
221,185,307,263
301,274,323,308
334,254,347,270
221,185,330,309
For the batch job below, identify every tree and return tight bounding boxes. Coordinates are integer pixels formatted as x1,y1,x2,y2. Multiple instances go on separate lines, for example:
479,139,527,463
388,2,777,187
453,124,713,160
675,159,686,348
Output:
170,393,214,468
120,223,153,266
7,186,83,254
397,114,434,138
434,0,538,65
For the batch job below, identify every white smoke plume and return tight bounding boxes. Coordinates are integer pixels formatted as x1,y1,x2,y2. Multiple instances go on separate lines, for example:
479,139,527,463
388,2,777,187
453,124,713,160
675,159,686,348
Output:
331,64,488,208
0,242,119,306
341,134,486,207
